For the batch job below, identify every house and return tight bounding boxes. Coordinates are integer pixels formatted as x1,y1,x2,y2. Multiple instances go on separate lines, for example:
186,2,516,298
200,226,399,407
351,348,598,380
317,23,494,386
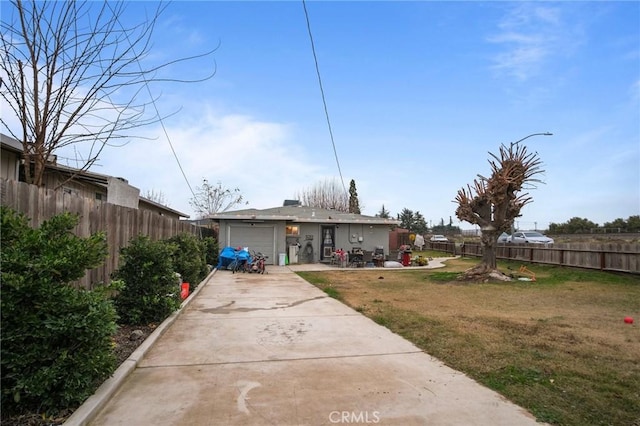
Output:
1,132,189,219
208,201,400,265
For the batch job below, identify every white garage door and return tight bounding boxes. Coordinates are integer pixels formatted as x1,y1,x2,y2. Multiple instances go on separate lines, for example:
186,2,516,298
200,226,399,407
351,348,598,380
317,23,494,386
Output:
229,225,275,265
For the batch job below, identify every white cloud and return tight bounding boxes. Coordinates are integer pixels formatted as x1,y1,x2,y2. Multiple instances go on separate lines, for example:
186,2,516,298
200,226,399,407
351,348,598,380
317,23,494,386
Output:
90,106,325,217
487,3,580,82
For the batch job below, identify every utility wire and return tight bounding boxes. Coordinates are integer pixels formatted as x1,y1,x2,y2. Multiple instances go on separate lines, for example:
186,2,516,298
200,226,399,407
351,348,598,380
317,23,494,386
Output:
302,0,348,197
110,3,197,203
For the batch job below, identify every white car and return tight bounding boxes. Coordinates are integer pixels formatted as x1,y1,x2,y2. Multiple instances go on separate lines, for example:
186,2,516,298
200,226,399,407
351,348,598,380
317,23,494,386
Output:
497,232,510,243
430,235,448,242
508,231,554,244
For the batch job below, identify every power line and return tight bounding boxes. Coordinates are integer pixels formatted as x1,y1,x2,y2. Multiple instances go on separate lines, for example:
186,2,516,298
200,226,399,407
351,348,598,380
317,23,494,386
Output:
302,0,348,197
109,3,197,202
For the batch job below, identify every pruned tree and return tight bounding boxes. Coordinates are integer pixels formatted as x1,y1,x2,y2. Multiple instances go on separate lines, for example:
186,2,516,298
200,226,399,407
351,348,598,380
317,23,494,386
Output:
348,179,361,214
455,141,544,279
294,178,348,212
0,1,215,186
190,179,246,218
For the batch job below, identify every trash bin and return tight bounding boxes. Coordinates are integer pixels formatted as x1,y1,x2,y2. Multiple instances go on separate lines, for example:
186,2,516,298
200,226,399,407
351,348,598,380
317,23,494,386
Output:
278,253,287,266
401,250,412,267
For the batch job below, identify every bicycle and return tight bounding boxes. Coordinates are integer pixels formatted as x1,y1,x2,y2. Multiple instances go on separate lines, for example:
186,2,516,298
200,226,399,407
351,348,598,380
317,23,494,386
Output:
249,251,268,274
230,248,251,274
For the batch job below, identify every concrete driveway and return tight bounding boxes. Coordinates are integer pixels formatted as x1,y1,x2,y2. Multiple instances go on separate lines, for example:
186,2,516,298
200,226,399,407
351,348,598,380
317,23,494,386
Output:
77,264,543,426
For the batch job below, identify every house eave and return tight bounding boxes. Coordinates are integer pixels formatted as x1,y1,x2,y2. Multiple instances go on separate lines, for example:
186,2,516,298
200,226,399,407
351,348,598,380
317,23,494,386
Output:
209,213,399,226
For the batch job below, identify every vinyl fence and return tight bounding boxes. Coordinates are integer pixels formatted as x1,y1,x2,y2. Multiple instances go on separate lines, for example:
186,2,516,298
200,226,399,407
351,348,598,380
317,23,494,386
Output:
430,241,640,274
1,178,200,289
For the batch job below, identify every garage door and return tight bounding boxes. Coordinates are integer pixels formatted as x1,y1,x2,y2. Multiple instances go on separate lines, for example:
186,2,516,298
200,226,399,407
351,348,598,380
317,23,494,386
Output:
229,225,275,265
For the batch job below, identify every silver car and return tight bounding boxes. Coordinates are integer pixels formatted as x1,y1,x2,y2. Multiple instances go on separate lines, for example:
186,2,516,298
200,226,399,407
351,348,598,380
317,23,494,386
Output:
508,231,554,244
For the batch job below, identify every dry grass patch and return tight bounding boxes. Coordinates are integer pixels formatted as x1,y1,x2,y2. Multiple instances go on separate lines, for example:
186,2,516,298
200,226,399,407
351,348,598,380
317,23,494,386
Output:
298,258,640,426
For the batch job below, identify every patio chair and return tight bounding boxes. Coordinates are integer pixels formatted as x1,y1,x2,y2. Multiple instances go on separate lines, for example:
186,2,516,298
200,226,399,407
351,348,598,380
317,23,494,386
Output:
362,250,373,266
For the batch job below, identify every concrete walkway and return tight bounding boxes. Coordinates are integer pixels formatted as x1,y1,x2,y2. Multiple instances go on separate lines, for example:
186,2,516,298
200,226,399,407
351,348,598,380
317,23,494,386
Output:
71,264,543,426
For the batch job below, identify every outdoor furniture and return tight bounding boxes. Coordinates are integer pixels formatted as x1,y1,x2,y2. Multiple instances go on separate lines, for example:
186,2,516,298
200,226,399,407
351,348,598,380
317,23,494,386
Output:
373,248,384,267
349,248,364,267
362,250,373,267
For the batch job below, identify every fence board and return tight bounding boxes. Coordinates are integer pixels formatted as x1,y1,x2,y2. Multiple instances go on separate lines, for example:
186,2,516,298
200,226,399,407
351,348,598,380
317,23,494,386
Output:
1,178,199,289
441,241,640,274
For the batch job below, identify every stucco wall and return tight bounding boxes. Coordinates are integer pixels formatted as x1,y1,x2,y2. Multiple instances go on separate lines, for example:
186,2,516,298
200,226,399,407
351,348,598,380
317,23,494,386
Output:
107,176,139,209
217,220,392,264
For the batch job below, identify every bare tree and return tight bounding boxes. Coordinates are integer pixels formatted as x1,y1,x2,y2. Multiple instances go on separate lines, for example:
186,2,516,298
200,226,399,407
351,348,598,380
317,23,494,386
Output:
190,179,246,219
294,178,348,212
455,141,544,279
0,0,215,186
143,189,168,206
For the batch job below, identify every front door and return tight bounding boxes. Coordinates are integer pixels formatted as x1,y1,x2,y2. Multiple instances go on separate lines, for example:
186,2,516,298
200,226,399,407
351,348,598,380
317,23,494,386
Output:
320,226,335,261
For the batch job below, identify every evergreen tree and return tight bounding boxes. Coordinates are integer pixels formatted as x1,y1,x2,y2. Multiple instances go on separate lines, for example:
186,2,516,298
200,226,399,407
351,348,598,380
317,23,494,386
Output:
414,211,428,234
348,179,361,214
398,208,415,230
377,204,391,218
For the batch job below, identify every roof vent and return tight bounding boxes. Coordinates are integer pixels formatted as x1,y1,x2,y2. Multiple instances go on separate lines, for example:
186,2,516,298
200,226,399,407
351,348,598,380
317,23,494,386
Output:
283,199,301,206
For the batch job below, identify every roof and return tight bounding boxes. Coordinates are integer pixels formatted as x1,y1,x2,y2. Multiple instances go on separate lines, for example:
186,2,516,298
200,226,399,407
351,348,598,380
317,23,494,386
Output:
1,132,190,218
0,133,23,153
137,197,191,219
209,205,400,225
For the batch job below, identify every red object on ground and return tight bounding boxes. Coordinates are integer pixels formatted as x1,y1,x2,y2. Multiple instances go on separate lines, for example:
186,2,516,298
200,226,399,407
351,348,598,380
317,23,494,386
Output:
401,251,411,267
624,316,634,324
180,282,190,300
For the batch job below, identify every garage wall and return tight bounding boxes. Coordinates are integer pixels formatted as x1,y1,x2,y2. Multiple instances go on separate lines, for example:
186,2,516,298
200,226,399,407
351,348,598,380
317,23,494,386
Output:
217,220,391,264
218,221,287,265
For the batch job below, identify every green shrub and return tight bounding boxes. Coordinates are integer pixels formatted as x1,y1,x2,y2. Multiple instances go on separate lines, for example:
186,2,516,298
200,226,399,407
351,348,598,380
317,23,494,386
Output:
202,236,219,267
166,233,209,286
112,235,181,325
0,207,115,416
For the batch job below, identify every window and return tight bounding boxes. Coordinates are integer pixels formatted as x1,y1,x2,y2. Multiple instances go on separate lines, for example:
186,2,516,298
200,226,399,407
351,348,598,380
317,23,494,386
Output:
286,225,299,236
62,187,78,196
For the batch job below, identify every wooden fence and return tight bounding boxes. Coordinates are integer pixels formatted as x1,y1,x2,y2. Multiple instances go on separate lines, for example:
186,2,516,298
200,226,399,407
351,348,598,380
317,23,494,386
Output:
1,178,200,289
429,241,640,274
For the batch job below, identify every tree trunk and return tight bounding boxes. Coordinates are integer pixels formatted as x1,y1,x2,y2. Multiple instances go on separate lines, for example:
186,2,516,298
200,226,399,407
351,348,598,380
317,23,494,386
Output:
480,232,498,270
459,230,510,281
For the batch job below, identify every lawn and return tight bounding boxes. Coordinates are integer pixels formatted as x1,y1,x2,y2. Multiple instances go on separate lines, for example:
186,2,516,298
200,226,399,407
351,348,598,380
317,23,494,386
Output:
297,256,640,426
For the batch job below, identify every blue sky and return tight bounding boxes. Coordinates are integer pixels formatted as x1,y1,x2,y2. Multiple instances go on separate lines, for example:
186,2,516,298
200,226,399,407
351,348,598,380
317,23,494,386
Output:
3,1,639,229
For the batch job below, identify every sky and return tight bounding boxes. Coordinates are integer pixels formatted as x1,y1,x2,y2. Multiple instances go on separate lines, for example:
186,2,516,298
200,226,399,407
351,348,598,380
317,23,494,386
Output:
2,1,639,229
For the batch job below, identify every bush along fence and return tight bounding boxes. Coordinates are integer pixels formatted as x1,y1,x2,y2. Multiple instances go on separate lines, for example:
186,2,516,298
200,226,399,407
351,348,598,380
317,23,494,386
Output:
1,178,202,289
0,207,216,419
428,241,640,274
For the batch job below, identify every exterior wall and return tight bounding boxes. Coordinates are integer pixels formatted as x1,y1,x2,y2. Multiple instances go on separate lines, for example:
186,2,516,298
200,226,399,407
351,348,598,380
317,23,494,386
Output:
296,223,391,263
218,219,392,264
42,170,107,200
107,176,139,209
138,199,182,220
333,224,390,253
217,220,287,263
297,223,321,263
0,150,19,180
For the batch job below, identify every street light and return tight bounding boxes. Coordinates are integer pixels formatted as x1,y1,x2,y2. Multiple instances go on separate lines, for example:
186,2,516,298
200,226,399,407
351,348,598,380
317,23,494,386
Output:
511,132,553,147
508,132,552,236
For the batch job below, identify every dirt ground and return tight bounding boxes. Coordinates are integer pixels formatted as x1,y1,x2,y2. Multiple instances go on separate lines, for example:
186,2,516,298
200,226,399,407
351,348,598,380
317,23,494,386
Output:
2,324,155,426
